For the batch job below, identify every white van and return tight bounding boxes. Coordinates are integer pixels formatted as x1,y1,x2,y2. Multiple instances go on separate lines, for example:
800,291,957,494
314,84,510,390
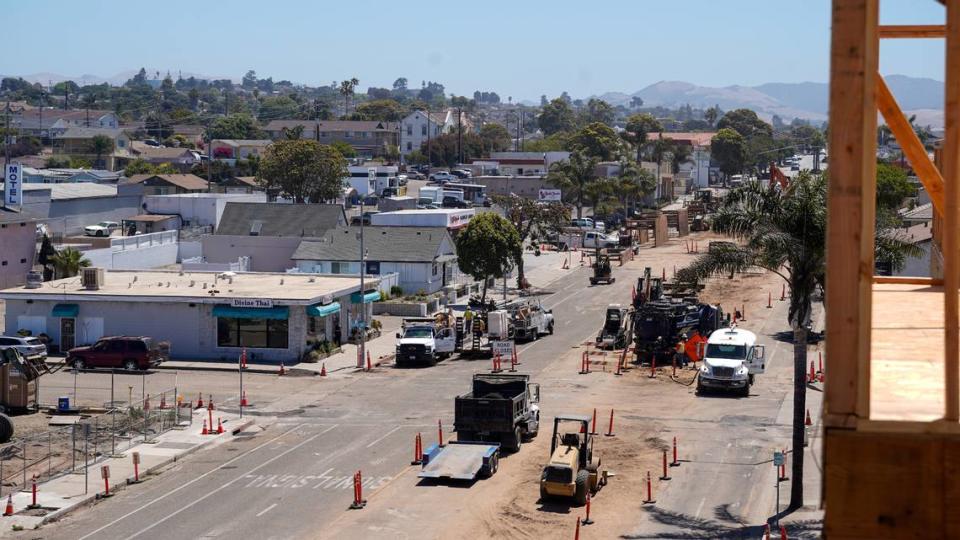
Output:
696,325,765,397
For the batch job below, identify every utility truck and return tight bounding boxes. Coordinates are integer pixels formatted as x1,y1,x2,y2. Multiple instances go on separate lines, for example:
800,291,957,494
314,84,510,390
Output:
696,325,765,397
395,318,456,367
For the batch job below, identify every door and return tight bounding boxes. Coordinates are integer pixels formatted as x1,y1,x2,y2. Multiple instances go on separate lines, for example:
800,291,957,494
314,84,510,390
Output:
105,339,127,368
748,344,766,374
435,328,455,353
60,318,76,352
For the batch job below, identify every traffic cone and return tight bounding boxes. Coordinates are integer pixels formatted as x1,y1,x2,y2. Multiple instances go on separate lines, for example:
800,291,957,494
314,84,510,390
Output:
217,418,224,434
279,362,286,376
3,494,12,516
809,361,816,383
196,393,203,409
805,409,813,426
208,395,214,411
320,363,327,377
201,419,208,435
240,390,248,407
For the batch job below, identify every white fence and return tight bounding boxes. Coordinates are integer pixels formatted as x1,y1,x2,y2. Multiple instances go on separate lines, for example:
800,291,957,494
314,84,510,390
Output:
82,231,179,270
181,255,251,272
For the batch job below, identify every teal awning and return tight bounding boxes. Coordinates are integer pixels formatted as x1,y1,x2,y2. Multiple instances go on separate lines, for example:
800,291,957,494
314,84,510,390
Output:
51,303,79,317
212,305,289,320
306,302,340,317
350,290,381,304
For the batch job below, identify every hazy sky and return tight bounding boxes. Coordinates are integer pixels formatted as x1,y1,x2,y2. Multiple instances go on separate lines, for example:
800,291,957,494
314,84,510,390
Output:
2,0,947,100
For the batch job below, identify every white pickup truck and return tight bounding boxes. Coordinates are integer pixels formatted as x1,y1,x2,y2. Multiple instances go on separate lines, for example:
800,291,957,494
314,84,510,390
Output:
395,319,456,367
696,325,765,397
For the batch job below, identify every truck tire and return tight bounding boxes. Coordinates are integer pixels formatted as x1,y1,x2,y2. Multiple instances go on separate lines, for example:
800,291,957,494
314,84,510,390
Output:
540,483,549,502
740,384,750,398
503,426,522,453
480,453,499,478
548,322,554,335
0,414,13,444
574,470,589,505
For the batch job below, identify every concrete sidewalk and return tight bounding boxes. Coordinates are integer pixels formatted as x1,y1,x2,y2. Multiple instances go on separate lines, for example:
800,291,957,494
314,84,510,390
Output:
0,407,253,534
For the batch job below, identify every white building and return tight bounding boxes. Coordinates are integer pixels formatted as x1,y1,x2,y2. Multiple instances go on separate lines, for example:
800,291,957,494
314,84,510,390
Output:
399,109,474,159
142,192,267,229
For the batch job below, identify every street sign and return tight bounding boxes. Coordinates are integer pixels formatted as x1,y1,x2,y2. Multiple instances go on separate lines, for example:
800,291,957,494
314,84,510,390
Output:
492,340,514,358
101,465,111,479
4,162,22,206
538,189,561,202
773,451,784,467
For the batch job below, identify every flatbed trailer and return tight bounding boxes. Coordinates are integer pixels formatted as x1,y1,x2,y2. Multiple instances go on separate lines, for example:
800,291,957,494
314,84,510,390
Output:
419,441,501,481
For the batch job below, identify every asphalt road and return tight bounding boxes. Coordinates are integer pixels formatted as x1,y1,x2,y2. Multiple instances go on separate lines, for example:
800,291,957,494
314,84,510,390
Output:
30,259,639,540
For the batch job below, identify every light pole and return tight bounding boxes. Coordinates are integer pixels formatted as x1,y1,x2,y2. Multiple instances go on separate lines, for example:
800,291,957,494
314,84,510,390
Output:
357,168,374,368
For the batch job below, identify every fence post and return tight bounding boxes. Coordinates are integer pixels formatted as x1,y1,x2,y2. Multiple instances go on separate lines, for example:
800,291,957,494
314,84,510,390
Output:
47,430,51,480
93,417,99,464
22,438,27,488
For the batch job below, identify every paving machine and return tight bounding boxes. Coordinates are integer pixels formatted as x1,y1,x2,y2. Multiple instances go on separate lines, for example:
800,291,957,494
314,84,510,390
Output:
539,414,605,505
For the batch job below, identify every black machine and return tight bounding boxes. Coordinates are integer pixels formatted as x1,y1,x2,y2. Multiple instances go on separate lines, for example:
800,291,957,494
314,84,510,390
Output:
590,254,615,285
634,267,664,308
454,374,540,453
632,299,724,365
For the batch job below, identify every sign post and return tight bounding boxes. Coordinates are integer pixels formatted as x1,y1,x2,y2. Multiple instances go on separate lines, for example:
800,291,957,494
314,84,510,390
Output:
4,162,21,209
773,450,784,528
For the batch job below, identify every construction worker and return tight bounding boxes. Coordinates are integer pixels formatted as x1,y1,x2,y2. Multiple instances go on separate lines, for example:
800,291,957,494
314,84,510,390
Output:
675,334,687,368
464,306,474,334
685,330,706,368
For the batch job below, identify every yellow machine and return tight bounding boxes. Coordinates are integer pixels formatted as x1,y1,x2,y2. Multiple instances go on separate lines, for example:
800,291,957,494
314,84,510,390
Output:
539,414,605,505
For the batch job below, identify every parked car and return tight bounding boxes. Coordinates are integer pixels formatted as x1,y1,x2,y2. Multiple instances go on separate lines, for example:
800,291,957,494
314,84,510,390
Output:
451,169,472,179
570,218,596,230
84,221,120,237
350,211,380,226
442,196,470,209
430,171,455,184
67,336,168,371
406,172,426,180
0,335,47,361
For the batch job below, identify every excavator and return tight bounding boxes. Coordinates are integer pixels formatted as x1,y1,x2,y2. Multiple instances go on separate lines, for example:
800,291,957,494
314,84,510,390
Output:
770,162,791,190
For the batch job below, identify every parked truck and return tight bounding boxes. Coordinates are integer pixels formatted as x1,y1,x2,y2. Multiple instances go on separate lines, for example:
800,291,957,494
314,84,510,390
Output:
395,318,456,367
696,325,765,397
455,373,540,453
507,300,555,342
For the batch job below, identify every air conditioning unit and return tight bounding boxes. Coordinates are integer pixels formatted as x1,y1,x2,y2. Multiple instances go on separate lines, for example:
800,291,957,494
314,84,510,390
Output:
24,271,43,289
81,267,105,290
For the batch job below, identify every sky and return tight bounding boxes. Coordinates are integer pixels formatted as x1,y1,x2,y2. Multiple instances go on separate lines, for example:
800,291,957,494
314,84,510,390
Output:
1,0,947,101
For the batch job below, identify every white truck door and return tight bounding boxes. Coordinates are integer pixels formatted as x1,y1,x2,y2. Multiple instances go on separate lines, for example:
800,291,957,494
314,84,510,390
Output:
748,344,766,374
435,328,456,353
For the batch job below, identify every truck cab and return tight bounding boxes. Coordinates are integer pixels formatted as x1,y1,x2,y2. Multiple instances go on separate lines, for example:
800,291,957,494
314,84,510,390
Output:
582,230,619,249
696,325,765,397
395,320,455,367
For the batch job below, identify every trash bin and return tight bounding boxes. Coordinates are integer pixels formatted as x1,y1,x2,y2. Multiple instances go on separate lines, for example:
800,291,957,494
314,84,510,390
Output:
58,396,70,412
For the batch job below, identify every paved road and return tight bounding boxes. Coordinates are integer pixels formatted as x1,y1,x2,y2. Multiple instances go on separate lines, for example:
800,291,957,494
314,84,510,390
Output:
31,258,640,539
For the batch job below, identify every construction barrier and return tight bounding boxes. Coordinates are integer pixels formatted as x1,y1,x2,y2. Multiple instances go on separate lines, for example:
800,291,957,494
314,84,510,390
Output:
605,409,615,437
661,450,670,480
411,433,423,465
350,470,366,509
582,491,594,525
643,471,654,504
100,465,112,498
672,437,679,466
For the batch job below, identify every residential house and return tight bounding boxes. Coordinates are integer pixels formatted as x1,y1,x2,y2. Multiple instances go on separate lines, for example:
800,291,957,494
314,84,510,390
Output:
122,174,209,195
399,110,448,158
129,141,201,172
13,109,120,141
292,226,458,294
263,120,399,158
200,202,347,272
209,139,272,163
215,176,265,194
471,151,570,176
52,127,133,170
657,132,716,189
0,209,38,290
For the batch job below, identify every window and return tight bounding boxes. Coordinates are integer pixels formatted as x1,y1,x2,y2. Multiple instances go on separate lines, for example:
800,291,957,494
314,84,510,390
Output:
217,317,288,349
421,125,427,136
20,258,27,264
432,263,438,276
406,142,412,151
365,261,380,275
331,262,351,274
346,131,353,138
406,125,412,136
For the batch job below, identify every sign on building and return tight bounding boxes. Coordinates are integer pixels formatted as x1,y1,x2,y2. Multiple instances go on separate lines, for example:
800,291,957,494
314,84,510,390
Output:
4,162,22,206
538,189,561,202
231,298,274,308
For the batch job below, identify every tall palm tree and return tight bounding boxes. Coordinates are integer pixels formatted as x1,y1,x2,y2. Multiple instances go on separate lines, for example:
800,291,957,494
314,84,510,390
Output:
51,248,91,279
338,78,359,117
612,160,655,216
669,143,693,176
546,151,598,219
81,93,97,127
677,173,920,511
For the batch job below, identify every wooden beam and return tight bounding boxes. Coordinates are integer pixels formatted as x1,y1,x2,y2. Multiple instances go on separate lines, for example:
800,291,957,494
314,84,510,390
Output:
876,75,946,214
879,25,946,38
944,1,960,421
873,276,944,286
825,0,879,421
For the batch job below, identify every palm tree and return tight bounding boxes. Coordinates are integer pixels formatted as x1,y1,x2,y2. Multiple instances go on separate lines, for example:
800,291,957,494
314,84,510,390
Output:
583,177,614,217
81,93,97,127
89,135,114,169
612,160,655,216
546,151,598,219
676,173,920,511
51,248,91,279
669,143,693,176
338,78,359,117
623,113,662,163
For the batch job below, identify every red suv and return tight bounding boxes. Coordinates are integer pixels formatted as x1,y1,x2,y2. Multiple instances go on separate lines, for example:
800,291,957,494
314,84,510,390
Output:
67,336,169,371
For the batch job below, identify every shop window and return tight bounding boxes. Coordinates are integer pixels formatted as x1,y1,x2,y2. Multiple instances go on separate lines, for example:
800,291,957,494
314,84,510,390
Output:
217,317,288,349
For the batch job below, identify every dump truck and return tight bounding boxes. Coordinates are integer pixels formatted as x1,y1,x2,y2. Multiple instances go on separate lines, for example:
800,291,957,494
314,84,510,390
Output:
539,414,606,505
454,373,540,453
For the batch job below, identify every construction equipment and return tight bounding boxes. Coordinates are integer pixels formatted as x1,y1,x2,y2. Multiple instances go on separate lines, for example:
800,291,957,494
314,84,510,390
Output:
589,254,615,285
632,299,725,365
634,267,664,309
506,299,555,342
419,441,501,481
769,162,790,190
539,415,606,505
690,214,709,232
455,374,540,452
596,304,630,350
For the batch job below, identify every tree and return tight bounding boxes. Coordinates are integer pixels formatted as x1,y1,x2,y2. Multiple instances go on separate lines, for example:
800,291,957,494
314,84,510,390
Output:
493,195,569,288
51,248,91,279
567,122,622,161
711,128,748,178
330,139,357,158
716,108,773,140
583,177,615,216
89,135,114,169
579,98,615,126
242,70,258,90
669,143,693,175
546,151,598,218
454,212,521,303
876,163,914,210
206,113,263,140
705,105,722,127
522,132,570,152
392,78,408,91
612,159,656,214
37,235,57,281
479,123,511,153
258,95,299,121
281,125,305,140
257,140,346,203
630,96,644,109
338,78,359,115
676,174,919,511
352,99,405,121
538,98,576,136
623,113,662,162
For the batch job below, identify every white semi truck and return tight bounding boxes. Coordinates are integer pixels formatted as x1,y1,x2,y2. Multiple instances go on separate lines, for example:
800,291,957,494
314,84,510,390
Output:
696,325,765,397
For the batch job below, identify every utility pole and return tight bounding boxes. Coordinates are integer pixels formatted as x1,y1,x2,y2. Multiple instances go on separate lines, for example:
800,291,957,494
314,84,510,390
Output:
38,92,44,144
426,108,431,168
457,107,463,165
3,102,10,208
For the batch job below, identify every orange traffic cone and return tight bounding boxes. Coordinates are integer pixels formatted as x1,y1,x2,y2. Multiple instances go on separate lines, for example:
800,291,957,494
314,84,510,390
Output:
320,363,327,377
805,409,813,426
201,419,208,435
3,494,12,516
240,390,248,407
216,418,224,434
279,362,286,376
196,393,203,409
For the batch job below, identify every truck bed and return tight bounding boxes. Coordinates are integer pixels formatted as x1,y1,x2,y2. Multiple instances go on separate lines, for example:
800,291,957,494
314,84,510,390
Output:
419,442,499,480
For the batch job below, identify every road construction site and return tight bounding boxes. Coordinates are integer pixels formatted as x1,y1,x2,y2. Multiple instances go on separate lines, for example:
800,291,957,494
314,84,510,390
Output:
4,232,824,539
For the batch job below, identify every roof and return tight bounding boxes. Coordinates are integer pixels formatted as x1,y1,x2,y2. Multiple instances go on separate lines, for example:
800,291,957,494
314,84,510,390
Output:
292,227,452,263
901,202,933,222
130,142,197,159
123,174,209,191
216,202,345,237
902,222,933,243
264,120,398,132
54,127,125,139
0,207,36,225
226,176,260,187
126,214,178,222
210,139,273,147
0,270,373,306
658,132,717,147
2,182,118,200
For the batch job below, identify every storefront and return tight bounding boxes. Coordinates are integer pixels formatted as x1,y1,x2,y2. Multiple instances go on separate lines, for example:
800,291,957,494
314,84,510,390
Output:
0,270,377,364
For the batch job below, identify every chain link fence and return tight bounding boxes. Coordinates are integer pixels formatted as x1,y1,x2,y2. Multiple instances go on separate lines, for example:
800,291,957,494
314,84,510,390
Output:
0,387,190,497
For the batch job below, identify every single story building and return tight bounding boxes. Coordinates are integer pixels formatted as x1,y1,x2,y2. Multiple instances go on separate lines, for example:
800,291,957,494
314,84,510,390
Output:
292,226,458,294
369,208,475,233
123,174,210,195
0,270,381,364
0,208,39,290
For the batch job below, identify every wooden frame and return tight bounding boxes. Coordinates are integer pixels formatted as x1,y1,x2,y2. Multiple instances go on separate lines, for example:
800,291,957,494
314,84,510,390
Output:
945,1,960,421
878,24,946,38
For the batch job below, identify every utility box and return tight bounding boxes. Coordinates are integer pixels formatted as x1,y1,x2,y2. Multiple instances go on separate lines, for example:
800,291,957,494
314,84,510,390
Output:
487,310,510,340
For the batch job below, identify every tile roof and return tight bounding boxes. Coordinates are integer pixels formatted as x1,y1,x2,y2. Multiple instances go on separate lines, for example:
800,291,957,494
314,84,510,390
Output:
658,132,717,147
55,127,125,139
215,202,346,237
292,227,453,263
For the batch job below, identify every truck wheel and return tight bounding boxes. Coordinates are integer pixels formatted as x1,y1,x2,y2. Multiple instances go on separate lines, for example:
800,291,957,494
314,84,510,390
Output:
740,384,750,398
0,413,13,444
574,470,589,505
540,483,549,501
481,453,499,478
548,323,554,335
504,426,522,453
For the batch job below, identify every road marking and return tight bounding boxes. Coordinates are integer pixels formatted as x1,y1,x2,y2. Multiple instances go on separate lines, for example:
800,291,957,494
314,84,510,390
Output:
255,503,277,517
77,423,311,540
123,424,338,540
365,425,402,448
